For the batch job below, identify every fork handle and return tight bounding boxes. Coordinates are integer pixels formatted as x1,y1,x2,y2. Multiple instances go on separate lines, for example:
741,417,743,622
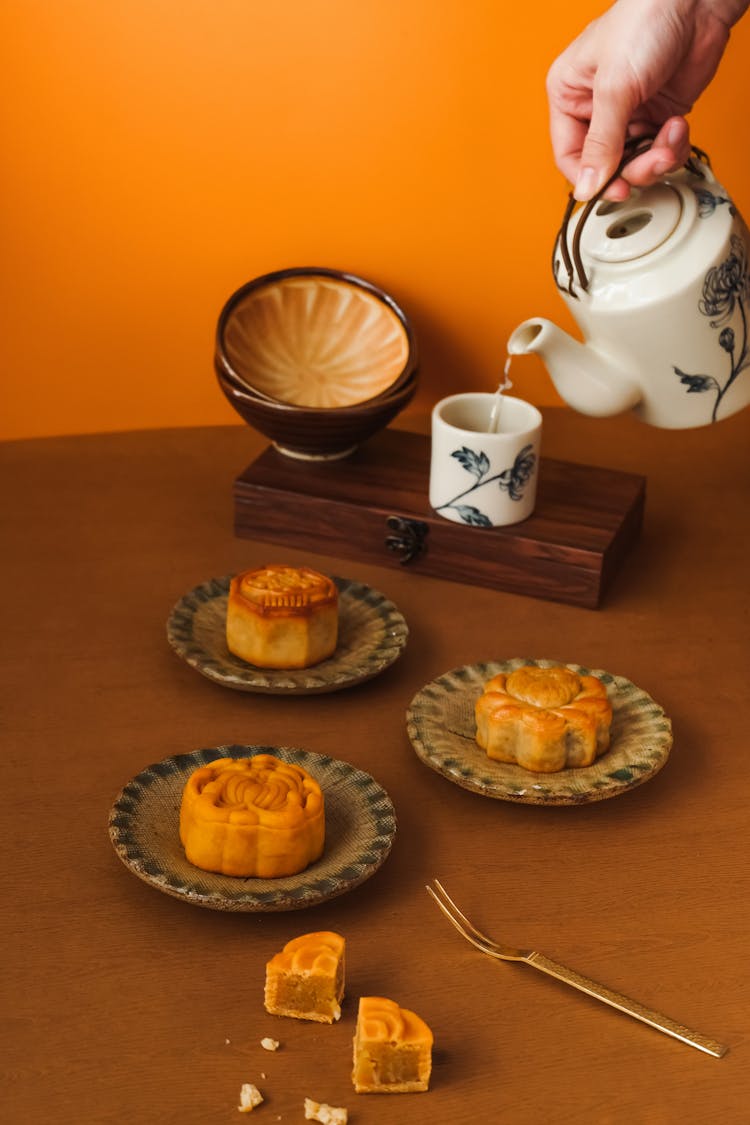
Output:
527,952,728,1058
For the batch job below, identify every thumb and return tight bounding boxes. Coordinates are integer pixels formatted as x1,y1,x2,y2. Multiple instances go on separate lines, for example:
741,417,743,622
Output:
573,84,637,200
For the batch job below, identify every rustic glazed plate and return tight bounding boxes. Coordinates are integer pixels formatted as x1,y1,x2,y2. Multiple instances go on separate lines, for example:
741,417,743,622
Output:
406,658,673,806
109,745,397,911
167,575,408,694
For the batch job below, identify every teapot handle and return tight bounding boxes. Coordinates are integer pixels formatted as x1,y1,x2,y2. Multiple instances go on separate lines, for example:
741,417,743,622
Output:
554,137,712,296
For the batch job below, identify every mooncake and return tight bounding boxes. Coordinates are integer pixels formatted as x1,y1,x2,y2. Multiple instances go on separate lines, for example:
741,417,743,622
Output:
179,755,325,877
226,564,338,669
352,997,433,1093
264,931,345,1024
475,663,612,773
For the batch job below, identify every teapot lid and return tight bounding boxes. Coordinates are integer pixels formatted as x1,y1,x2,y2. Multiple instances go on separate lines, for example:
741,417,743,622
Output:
554,137,711,296
578,184,683,264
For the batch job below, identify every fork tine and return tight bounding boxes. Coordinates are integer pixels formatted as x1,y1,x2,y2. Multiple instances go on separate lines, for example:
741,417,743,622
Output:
425,882,498,958
430,879,478,934
427,879,527,961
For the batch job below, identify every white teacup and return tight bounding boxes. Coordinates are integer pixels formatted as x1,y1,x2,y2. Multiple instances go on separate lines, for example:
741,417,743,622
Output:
429,393,542,527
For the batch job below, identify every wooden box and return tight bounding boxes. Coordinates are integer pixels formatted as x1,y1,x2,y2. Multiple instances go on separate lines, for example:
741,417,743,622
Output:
233,429,645,607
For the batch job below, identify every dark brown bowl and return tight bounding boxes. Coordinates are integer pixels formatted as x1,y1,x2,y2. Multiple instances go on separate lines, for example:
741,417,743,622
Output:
216,363,418,460
215,267,418,408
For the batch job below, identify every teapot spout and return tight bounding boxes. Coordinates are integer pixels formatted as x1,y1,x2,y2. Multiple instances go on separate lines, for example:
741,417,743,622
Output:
507,318,642,417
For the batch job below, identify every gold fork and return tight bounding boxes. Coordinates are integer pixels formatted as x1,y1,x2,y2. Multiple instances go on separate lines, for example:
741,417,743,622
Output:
426,879,728,1058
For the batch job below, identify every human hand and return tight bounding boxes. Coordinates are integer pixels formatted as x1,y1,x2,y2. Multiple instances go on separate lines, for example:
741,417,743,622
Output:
546,0,749,201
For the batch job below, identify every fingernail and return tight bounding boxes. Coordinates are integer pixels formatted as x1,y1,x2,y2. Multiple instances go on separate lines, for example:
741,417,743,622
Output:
666,119,684,147
574,166,599,201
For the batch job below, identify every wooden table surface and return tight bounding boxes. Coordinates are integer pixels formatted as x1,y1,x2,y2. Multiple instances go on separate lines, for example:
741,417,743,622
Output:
3,409,749,1124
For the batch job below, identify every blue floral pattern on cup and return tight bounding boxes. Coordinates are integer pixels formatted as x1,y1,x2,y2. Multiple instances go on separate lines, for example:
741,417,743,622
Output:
434,444,537,527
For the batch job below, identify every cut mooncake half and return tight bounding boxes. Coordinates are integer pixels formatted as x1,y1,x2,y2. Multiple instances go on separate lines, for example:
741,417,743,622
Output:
352,996,433,1093
265,931,345,1024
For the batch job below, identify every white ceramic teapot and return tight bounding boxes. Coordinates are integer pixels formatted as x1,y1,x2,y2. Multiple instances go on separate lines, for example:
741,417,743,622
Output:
508,143,750,428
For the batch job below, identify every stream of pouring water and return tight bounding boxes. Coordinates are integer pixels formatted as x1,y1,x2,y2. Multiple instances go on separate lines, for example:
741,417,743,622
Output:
488,357,513,432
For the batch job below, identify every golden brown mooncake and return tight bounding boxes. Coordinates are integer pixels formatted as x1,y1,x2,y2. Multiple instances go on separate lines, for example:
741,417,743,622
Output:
264,931,345,1024
179,755,325,877
352,996,433,1093
475,664,613,773
226,564,338,669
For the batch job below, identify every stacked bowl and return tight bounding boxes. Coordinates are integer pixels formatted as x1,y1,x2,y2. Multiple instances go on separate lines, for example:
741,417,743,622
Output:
215,267,419,459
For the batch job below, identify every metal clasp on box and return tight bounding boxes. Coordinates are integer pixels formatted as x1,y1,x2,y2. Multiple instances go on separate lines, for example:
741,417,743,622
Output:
385,515,429,564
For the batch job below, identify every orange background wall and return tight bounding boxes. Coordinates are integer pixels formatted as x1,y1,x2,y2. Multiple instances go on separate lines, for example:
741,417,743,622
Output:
3,0,750,440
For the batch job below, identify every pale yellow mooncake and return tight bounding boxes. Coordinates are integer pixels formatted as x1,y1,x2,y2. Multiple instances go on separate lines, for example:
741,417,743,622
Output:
179,755,325,877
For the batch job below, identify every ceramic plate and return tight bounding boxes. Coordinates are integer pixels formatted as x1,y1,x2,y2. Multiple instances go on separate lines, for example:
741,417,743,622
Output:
109,745,397,911
406,658,673,806
166,575,408,694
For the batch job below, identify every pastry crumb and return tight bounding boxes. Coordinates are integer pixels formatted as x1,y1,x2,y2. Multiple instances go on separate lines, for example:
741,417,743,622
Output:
261,1036,280,1051
304,1097,348,1124
238,1083,264,1113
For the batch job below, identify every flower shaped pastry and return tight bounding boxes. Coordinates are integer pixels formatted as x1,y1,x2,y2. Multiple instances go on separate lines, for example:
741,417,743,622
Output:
475,665,612,773
179,754,325,876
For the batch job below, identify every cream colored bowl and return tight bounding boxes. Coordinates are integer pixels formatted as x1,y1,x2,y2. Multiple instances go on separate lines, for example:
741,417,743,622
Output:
216,268,416,409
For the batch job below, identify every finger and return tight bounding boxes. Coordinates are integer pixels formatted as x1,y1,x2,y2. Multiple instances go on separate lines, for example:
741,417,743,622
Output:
653,115,691,163
574,77,639,200
620,117,691,186
548,102,591,185
600,177,633,202
620,147,680,185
